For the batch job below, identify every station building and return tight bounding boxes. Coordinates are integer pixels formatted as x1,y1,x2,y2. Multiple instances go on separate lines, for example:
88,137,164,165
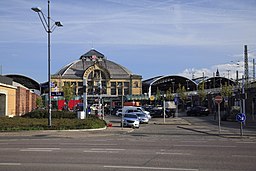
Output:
50,49,142,107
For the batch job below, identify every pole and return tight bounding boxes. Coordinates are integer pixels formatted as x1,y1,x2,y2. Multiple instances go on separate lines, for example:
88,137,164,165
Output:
240,122,243,137
218,103,221,135
163,99,166,123
121,85,124,129
47,0,52,127
83,78,87,118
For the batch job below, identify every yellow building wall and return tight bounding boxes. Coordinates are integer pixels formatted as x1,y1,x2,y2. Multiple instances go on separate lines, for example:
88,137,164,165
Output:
0,84,16,116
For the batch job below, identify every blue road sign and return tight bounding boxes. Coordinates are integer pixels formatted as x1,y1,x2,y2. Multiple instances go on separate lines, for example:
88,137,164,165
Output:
236,113,246,122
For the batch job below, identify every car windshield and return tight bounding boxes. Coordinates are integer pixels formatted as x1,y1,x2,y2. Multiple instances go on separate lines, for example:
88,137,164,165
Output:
124,114,137,118
136,114,144,117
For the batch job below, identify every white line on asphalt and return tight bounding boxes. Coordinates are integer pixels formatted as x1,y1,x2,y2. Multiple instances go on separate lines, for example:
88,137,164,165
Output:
104,165,199,171
83,148,125,153
156,152,191,155
84,150,119,153
232,155,256,158
90,148,125,151
174,145,236,148
20,148,60,152
236,141,256,144
0,163,21,166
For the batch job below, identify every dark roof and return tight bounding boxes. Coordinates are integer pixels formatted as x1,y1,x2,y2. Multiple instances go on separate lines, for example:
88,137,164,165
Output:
5,74,40,90
80,49,105,59
53,49,141,80
0,75,13,85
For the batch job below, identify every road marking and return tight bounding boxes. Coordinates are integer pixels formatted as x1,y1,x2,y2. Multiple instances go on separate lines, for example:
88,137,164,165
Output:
156,152,191,155
90,148,125,151
174,145,236,148
232,155,256,158
104,165,199,171
20,148,60,152
0,163,21,166
84,148,125,153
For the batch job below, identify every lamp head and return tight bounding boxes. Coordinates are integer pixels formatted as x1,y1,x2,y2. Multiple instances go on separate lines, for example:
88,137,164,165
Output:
31,7,42,13
55,21,63,27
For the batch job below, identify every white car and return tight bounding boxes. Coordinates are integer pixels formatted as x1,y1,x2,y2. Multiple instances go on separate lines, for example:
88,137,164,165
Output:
115,109,122,117
121,114,140,128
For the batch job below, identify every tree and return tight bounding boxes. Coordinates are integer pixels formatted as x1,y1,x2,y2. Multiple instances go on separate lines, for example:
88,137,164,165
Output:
198,82,206,105
155,87,161,105
220,82,234,117
220,82,233,98
166,87,174,101
176,84,187,110
62,82,74,102
36,97,43,109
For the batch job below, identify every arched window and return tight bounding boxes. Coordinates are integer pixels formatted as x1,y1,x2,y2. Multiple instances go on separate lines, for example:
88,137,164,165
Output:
87,70,107,95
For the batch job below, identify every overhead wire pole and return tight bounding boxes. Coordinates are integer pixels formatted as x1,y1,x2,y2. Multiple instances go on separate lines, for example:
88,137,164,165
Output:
32,0,63,127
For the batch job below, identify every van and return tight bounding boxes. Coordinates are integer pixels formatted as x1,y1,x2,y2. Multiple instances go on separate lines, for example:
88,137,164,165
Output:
122,106,151,119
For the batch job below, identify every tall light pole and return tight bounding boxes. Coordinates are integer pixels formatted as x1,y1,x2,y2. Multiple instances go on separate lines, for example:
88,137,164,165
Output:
32,0,63,127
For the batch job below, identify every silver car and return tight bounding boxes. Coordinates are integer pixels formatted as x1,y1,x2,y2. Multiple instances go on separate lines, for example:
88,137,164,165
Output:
136,113,149,124
121,114,140,128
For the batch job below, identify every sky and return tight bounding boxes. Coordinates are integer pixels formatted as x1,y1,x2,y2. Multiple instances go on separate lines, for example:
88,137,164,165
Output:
1,0,256,83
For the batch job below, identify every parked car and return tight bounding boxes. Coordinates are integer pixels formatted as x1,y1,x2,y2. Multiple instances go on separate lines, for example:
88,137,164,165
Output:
136,113,149,124
115,109,122,117
125,109,152,119
121,114,140,128
149,108,173,118
186,106,209,116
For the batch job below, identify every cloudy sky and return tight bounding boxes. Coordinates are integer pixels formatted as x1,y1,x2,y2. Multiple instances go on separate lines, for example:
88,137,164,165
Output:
1,0,256,83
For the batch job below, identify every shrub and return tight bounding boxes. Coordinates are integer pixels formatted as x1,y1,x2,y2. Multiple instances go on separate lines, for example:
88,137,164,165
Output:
0,114,106,131
22,109,76,119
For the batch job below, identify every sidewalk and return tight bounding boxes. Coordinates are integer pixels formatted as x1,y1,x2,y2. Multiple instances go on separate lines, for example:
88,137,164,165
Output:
178,118,256,139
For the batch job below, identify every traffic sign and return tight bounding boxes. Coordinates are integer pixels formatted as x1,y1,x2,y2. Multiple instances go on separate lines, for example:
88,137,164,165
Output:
51,92,64,96
215,95,222,104
236,113,246,122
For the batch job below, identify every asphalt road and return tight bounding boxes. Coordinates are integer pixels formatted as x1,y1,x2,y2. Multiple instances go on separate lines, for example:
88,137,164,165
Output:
0,116,256,171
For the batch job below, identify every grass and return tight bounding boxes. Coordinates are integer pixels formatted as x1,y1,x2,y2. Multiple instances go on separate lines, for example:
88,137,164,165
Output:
0,110,106,131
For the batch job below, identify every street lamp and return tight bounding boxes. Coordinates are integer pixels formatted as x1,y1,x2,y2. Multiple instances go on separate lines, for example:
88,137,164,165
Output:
32,0,63,127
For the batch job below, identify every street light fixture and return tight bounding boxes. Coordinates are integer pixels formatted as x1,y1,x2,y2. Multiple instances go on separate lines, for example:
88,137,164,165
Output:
32,0,63,127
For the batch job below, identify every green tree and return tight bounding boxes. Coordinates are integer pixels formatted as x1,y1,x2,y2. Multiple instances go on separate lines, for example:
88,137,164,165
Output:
220,82,233,98
176,84,187,110
36,97,43,108
198,82,206,105
166,87,174,101
155,87,161,105
62,82,74,102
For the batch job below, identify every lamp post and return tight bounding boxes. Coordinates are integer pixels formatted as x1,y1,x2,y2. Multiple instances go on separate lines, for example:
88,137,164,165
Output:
118,83,124,129
32,0,63,127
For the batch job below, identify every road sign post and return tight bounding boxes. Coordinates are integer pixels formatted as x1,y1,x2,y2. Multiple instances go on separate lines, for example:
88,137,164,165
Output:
215,96,222,135
236,113,246,137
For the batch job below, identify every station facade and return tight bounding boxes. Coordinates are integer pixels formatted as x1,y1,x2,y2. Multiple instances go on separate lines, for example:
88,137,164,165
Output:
50,49,142,108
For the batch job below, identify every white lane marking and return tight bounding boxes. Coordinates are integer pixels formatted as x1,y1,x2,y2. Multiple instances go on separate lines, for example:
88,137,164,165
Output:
232,155,256,158
84,150,118,153
104,165,199,171
236,141,256,144
90,148,125,151
174,145,236,148
156,152,191,155
20,148,60,152
84,148,125,153
0,163,21,166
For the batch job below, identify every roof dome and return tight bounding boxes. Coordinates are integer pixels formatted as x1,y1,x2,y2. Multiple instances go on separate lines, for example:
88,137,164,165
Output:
53,49,136,79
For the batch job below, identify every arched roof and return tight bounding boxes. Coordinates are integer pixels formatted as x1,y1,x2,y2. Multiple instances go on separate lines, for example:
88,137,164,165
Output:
53,49,140,79
143,75,197,96
198,76,236,89
5,74,40,90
